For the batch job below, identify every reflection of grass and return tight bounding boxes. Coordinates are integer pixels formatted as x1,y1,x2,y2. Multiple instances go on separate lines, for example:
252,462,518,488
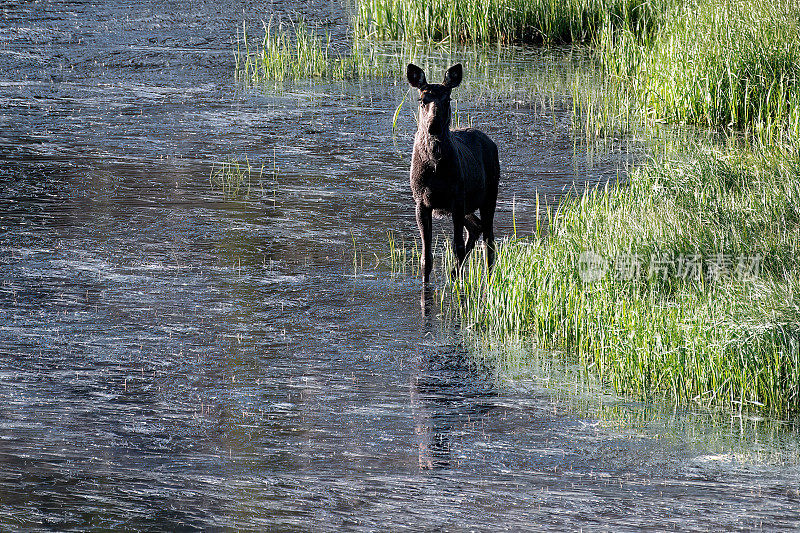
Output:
473,336,800,465
450,143,800,416
387,231,421,276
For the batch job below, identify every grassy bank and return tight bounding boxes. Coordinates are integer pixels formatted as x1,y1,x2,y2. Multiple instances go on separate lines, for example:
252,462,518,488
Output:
452,143,800,415
597,0,800,138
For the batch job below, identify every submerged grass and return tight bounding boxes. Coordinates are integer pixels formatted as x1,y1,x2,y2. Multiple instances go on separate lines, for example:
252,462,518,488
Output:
451,143,800,416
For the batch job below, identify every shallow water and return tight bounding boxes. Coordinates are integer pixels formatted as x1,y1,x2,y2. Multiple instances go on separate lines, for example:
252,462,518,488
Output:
1,1,799,530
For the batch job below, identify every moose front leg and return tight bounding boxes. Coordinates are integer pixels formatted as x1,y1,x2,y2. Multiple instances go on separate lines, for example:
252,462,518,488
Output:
416,203,433,283
450,206,466,280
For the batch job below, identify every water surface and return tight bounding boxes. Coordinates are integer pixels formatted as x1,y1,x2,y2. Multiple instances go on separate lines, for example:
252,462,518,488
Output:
1,1,799,530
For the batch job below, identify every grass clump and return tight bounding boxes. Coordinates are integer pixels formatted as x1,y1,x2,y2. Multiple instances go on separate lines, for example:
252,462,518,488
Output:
597,0,800,138
235,19,388,83
354,0,669,45
210,158,264,197
451,142,800,416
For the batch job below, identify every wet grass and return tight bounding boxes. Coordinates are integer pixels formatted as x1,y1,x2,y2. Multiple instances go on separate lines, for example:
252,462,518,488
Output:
449,142,800,416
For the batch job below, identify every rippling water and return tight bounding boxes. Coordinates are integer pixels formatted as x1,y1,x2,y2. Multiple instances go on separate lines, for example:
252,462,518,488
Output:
1,0,799,530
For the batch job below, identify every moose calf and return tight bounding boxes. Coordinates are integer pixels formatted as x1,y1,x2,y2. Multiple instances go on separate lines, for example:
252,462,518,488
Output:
406,63,500,283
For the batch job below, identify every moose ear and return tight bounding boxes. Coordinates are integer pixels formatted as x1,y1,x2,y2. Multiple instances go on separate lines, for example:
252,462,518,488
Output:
406,63,427,88
443,63,462,89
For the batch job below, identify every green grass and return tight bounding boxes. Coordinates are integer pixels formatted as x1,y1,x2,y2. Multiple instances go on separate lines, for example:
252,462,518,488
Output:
235,19,390,83
209,158,265,197
354,0,668,45
597,0,800,138
450,142,800,416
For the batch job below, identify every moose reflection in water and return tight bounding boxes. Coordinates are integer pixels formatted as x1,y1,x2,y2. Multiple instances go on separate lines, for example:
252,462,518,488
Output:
407,63,500,283
412,350,497,470
413,287,497,469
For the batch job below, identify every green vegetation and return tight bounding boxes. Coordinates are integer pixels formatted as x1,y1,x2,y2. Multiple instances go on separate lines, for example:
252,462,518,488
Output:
450,143,800,415
353,0,667,45
234,0,800,137
235,20,388,83
210,158,264,197
598,0,800,138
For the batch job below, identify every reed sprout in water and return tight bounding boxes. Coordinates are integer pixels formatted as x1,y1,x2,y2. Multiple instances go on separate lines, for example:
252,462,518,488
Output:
209,158,264,197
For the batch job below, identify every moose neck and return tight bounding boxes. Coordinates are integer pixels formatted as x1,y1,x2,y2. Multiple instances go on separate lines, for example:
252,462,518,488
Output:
415,125,452,162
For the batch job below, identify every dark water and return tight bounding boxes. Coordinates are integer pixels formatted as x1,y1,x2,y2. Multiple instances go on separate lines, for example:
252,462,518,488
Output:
1,1,799,530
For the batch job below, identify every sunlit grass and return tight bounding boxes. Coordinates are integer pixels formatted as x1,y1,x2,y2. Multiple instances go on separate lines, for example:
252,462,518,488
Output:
597,0,800,139
450,142,800,416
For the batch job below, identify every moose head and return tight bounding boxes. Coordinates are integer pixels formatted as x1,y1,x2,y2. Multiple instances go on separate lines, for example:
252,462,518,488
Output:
406,63,463,137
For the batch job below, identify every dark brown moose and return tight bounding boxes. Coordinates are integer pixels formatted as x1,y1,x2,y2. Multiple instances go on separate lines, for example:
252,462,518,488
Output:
406,63,500,283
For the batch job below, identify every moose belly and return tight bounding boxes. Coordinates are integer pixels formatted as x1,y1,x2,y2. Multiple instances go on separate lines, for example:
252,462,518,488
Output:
417,185,453,214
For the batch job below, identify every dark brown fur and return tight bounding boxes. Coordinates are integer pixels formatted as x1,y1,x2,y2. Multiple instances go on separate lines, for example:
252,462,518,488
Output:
407,63,500,283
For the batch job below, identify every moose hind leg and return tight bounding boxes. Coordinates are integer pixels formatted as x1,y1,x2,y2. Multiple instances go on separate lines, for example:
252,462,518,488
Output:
450,207,466,280
464,214,482,256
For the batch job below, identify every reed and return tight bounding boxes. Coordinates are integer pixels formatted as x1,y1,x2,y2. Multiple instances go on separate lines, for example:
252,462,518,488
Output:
450,142,800,415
